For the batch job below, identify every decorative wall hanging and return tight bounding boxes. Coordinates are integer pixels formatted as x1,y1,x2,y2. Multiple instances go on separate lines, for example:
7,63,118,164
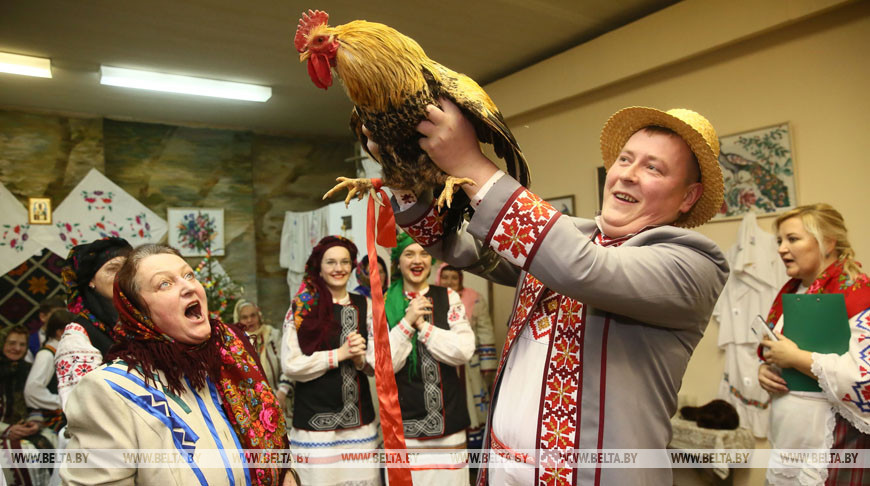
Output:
30,168,168,257
0,249,66,329
0,183,45,276
167,208,225,256
714,123,796,221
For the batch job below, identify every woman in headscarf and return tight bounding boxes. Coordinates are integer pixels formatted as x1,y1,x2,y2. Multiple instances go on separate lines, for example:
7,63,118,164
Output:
281,235,379,486
353,254,389,298
60,244,294,486
54,237,132,409
234,299,293,421
1,325,54,486
436,264,496,457
385,233,474,485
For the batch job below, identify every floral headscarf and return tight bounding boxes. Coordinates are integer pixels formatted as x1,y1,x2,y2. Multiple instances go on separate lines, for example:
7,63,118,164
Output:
109,280,287,485
291,235,358,355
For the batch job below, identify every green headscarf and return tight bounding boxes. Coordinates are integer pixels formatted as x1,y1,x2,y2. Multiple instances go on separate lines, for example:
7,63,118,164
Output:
385,233,431,377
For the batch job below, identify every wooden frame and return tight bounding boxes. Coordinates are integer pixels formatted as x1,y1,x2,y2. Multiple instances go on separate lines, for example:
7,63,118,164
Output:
713,122,797,222
27,197,51,225
595,166,607,211
545,195,576,216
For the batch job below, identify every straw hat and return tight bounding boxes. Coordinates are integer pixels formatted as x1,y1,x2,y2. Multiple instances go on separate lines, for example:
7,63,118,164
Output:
599,107,723,228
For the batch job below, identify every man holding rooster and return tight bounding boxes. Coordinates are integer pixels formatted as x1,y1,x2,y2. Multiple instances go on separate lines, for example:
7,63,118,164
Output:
381,101,729,485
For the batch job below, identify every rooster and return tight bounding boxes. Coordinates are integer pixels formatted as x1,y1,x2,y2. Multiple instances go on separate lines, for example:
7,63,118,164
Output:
295,9,530,231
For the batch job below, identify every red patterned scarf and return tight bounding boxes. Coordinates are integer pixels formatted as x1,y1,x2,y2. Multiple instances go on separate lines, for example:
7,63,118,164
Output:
108,281,287,485
766,261,870,326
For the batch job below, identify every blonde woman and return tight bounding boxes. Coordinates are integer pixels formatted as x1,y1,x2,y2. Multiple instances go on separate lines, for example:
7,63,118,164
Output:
759,203,870,485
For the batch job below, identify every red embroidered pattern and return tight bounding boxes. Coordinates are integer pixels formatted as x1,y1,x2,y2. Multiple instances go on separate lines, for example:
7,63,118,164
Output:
422,324,433,342
488,189,559,269
398,321,414,338
529,292,559,341
538,297,585,485
492,274,547,387
403,203,446,247
56,360,71,376
73,363,93,376
400,193,416,205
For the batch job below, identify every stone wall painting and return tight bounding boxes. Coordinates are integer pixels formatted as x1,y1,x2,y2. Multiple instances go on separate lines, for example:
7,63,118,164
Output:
103,119,258,306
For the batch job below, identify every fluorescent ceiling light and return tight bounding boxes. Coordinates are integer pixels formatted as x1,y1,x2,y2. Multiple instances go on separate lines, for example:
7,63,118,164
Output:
100,65,271,102
0,52,52,78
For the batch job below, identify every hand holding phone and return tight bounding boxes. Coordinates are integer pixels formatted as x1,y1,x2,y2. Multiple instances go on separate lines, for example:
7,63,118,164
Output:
752,315,779,342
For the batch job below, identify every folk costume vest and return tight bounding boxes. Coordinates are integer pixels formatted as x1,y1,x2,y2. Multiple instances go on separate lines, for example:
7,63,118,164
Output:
395,285,470,439
293,293,375,431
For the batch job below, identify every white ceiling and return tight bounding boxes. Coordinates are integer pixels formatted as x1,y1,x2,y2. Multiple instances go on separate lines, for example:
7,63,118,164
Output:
0,0,678,138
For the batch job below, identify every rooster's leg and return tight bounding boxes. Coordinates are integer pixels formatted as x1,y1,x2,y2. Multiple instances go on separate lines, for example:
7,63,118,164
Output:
323,177,378,207
436,177,477,210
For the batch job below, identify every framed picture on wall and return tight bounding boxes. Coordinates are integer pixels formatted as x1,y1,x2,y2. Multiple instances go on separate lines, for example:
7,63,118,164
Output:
595,166,606,211
167,208,225,256
28,197,52,225
713,122,797,221
545,195,575,216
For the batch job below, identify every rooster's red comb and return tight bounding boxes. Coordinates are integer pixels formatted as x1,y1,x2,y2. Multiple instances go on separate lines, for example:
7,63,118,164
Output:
294,9,330,53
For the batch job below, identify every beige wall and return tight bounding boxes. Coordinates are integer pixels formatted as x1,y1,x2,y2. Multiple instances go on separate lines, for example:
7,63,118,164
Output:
484,1,869,484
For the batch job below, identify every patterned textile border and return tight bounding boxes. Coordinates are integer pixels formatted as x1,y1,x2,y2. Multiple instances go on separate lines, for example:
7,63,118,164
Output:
0,249,65,330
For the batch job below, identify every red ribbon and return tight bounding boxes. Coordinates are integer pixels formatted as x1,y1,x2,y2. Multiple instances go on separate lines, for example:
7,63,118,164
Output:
366,179,412,485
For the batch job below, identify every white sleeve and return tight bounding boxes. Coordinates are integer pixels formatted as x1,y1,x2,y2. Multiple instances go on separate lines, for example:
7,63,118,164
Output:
472,295,498,372
417,288,475,366
813,305,870,433
55,323,103,412
470,170,505,208
280,309,336,382
25,349,61,410
388,318,418,371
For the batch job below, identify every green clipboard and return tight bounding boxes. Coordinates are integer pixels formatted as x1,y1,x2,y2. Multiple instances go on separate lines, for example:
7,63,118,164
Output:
781,293,850,392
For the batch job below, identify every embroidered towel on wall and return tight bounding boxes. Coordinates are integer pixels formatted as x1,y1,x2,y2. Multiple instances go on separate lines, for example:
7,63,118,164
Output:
713,211,788,437
0,183,45,276
30,168,167,257
280,208,328,297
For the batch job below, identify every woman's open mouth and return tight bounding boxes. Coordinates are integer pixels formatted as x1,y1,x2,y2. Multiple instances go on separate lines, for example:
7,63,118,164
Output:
409,265,426,277
185,301,203,321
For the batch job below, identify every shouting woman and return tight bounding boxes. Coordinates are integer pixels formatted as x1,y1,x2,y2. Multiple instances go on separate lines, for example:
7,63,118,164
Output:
61,244,294,485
